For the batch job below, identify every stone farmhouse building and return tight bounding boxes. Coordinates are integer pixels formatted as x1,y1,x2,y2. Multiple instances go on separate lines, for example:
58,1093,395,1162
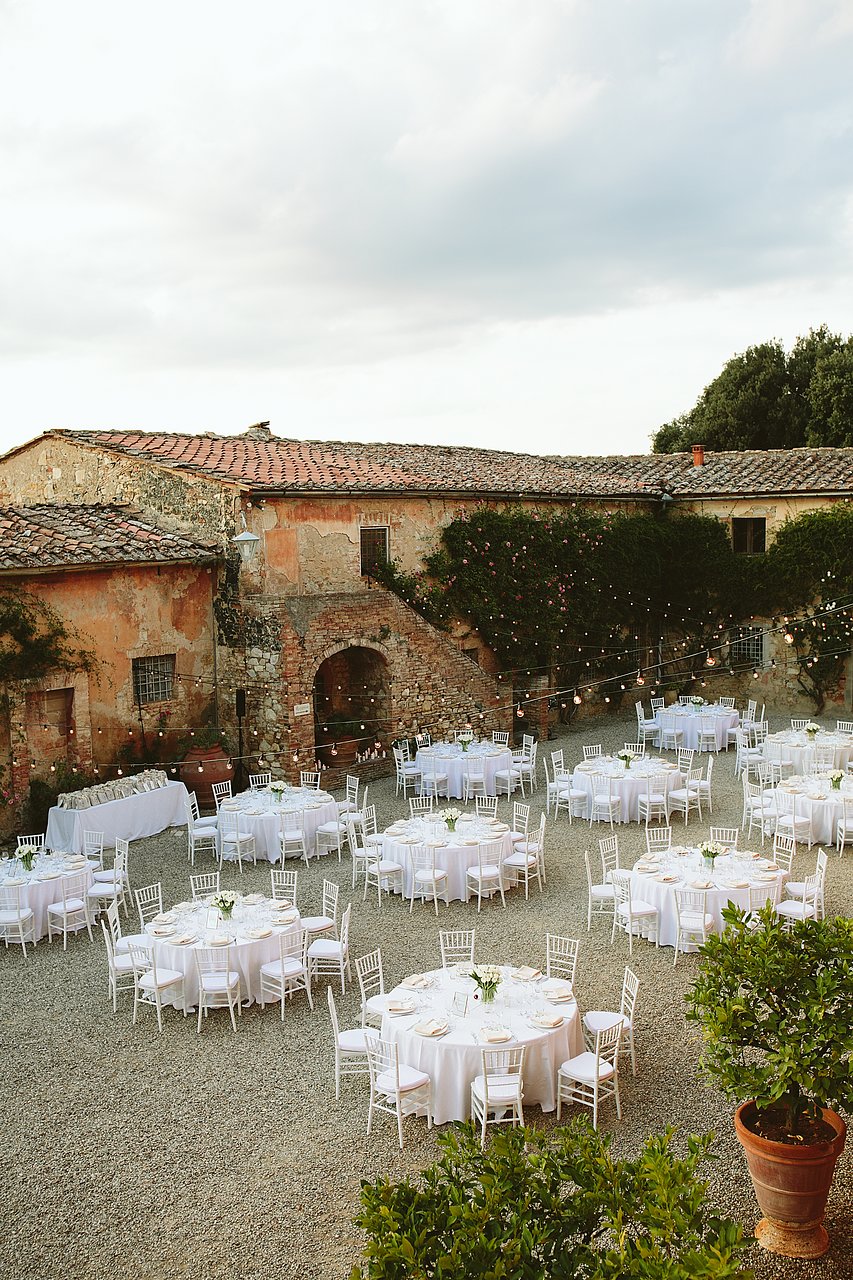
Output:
0,425,851,801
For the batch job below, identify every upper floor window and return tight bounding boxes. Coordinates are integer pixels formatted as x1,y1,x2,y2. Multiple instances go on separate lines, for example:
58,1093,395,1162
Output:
732,517,766,554
360,526,389,577
132,654,175,705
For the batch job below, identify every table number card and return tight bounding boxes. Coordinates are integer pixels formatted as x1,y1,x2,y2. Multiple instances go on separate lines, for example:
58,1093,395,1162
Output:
205,908,219,933
452,992,469,1017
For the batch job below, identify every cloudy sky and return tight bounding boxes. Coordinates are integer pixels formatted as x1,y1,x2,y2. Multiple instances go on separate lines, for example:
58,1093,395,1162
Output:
1,0,851,458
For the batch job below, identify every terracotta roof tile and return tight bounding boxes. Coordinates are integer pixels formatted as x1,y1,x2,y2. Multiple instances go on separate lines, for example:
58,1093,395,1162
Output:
0,505,221,572
41,429,853,500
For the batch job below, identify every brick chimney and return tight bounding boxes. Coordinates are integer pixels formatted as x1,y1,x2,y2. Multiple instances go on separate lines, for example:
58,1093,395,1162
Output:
692,444,705,467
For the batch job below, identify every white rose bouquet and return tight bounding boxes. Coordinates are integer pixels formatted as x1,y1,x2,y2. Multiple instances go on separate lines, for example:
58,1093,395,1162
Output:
437,806,463,831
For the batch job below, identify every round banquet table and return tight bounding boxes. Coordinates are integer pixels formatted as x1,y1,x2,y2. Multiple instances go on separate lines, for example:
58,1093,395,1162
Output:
629,849,787,949
1,851,95,941
378,965,582,1124
770,776,853,845
654,704,739,752
381,814,514,902
764,730,853,776
146,893,301,1010
218,788,338,862
415,743,513,799
571,757,683,824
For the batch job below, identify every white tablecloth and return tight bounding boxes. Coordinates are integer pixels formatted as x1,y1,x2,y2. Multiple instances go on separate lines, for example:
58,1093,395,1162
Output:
46,781,190,854
415,744,513,799
218,788,339,862
770,777,853,845
654,705,739,751
630,850,787,948
571,758,683,824
379,965,581,1124
146,894,301,1009
381,814,514,902
764,731,853,776
1,852,95,941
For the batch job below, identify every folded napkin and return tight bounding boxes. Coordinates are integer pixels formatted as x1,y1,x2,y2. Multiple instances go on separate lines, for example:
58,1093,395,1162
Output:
243,893,265,905
207,934,230,946
149,926,175,937
414,1019,448,1037
635,864,653,873
691,880,712,890
514,965,542,981
482,1027,511,1043
532,1012,563,1029
727,880,749,889
4,876,26,886
172,934,198,946
656,874,678,883
39,871,61,880
387,999,414,1014
546,984,573,1001
765,863,779,872
402,974,430,990
273,899,293,909
248,927,272,939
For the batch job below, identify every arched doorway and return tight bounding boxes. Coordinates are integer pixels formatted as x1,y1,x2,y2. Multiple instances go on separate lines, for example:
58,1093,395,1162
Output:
313,646,390,767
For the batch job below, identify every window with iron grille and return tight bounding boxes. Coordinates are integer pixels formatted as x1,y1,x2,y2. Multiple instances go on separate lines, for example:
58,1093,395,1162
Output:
360,526,389,577
732,517,766,554
728,626,765,669
132,654,175,705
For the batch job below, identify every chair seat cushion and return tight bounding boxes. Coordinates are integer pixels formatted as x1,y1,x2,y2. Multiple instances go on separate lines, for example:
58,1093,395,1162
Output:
471,1075,521,1103
784,881,806,898
503,852,537,869
376,1065,430,1093
373,860,403,875
301,914,333,933
195,815,219,828
590,884,615,901
47,897,87,914
260,958,305,979
88,884,120,899
282,830,304,843
468,865,501,880
139,968,183,990
559,1052,615,1083
307,938,344,959
92,870,120,883
0,907,34,923
776,901,815,920
617,900,656,918
679,912,714,929
338,1027,368,1053
317,821,347,835
363,993,386,1016
413,868,448,883
583,1011,628,1035
199,971,240,992
112,953,136,974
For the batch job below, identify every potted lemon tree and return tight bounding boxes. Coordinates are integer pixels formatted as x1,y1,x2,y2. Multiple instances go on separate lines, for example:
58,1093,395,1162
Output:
687,904,852,1258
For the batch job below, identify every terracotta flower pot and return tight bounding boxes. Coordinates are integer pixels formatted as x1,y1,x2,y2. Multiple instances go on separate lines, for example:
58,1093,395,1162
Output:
181,745,233,811
735,1101,847,1258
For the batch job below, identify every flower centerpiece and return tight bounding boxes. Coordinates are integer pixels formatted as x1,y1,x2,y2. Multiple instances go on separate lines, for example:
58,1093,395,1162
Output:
211,889,239,920
470,964,502,1004
616,748,637,770
828,770,844,791
17,845,38,873
438,806,462,832
804,721,821,740
697,839,724,868
457,730,474,752
269,780,288,796
691,696,705,707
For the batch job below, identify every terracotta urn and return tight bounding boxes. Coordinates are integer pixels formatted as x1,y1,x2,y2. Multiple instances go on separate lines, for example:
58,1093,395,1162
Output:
735,1101,847,1258
180,745,233,811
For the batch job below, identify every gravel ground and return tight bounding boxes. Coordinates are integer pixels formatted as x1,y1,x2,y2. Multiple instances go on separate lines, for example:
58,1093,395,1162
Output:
2,709,851,1280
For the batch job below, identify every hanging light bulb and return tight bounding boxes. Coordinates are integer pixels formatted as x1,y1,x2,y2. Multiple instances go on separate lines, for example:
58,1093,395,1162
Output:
573,694,582,705
784,633,794,645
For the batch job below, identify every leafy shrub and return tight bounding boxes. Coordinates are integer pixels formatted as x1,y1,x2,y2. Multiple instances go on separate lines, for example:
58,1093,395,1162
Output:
351,1121,750,1280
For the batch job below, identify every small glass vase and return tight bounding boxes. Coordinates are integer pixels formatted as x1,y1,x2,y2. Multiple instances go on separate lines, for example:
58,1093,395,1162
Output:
831,779,842,791
446,819,457,833
219,907,234,921
703,856,716,872
19,853,35,874
478,986,497,1004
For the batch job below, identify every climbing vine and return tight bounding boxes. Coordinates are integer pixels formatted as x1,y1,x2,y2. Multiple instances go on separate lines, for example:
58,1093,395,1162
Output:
377,503,853,709
0,590,95,683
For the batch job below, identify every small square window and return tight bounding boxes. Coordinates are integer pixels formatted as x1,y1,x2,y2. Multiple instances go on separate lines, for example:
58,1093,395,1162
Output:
132,655,175,705
360,527,389,577
729,626,765,669
732,517,766,554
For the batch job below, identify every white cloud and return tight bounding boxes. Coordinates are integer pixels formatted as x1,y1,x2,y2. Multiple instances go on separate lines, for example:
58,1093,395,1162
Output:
0,0,851,455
